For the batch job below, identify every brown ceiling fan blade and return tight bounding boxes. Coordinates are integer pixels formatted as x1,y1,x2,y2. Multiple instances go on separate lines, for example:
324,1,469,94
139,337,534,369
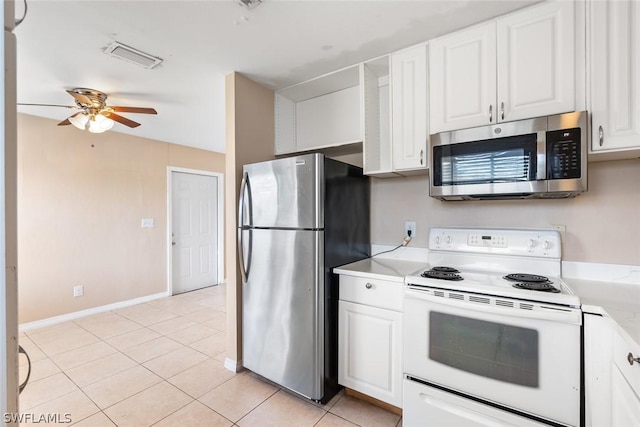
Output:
66,89,92,105
18,103,78,109
57,112,83,126
105,112,141,128
110,106,157,115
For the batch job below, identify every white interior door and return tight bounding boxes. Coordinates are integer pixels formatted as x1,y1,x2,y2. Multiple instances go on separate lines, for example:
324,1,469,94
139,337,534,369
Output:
171,171,219,294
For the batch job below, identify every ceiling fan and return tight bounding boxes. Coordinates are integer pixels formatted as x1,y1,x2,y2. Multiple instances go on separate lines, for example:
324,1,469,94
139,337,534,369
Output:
18,88,157,133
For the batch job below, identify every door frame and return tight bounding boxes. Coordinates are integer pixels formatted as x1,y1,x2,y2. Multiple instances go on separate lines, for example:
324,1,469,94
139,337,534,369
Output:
167,167,224,295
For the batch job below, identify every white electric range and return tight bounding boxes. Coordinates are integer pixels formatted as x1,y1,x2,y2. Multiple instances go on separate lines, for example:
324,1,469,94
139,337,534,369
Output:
403,227,582,427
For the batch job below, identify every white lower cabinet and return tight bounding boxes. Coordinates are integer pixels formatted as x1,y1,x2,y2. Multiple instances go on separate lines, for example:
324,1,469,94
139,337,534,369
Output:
338,276,403,407
585,313,640,426
611,365,640,427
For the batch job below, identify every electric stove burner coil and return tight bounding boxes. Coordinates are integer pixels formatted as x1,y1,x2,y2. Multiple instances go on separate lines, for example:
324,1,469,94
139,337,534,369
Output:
430,266,460,273
512,282,560,293
421,270,463,281
503,273,550,283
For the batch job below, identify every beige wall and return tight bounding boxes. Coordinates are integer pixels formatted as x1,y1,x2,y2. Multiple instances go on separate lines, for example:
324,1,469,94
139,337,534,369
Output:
17,113,225,323
224,73,275,368
372,158,640,265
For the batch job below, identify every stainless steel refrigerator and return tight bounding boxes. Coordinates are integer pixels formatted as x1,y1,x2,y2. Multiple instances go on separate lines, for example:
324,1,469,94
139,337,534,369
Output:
238,153,370,403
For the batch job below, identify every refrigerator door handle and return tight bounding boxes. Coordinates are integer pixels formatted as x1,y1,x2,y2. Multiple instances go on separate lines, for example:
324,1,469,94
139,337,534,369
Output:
238,172,253,283
238,228,253,283
238,172,250,228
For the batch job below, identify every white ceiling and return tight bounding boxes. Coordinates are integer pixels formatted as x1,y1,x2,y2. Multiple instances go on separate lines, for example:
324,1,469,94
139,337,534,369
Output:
14,0,539,153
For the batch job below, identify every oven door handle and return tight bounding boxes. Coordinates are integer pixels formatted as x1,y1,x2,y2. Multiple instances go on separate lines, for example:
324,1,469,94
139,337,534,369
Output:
405,289,582,325
419,393,508,427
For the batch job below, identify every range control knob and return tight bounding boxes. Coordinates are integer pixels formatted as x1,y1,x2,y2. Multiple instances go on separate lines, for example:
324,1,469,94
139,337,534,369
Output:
528,239,537,248
435,236,441,244
446,236,453,244
543,240,552,250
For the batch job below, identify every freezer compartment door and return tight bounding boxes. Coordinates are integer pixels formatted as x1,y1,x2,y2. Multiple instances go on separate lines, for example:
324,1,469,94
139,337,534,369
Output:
242,153,323,229
242,228,324,400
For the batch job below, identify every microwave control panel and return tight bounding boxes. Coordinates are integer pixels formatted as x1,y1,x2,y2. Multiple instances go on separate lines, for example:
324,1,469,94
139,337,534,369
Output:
547,128,581,180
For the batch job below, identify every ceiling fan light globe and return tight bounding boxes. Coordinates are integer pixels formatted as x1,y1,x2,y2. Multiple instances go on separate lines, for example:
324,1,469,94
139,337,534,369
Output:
68,113,89,130
88,114,115,133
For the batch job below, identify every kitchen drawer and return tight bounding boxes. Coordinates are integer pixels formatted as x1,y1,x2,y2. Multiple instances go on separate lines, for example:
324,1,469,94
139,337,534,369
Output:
613,328,640,399
339,275,403,311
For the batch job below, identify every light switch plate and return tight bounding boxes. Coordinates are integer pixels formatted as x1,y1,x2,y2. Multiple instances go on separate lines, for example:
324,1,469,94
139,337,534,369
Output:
141,218,154,228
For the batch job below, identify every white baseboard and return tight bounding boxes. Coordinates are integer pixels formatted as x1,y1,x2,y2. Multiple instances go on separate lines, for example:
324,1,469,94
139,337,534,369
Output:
224,357,243,373
19,291,170,332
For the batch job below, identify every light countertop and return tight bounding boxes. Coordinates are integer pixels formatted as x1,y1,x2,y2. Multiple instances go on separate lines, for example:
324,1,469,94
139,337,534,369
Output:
334,256,640,348
564,278,640,348
333,257,428,282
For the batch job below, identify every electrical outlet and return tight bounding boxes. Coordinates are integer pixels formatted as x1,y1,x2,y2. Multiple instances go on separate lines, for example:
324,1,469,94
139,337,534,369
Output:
405,221,416,238
141,218,154,228
552,225,566,243
73,285,83,297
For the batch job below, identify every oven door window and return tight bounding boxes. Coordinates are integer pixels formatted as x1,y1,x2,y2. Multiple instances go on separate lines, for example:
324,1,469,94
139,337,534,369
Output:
429,312,539,387
432,134,538,186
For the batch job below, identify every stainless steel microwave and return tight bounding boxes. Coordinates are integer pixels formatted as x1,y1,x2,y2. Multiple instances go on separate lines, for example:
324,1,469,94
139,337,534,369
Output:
429,111,588,201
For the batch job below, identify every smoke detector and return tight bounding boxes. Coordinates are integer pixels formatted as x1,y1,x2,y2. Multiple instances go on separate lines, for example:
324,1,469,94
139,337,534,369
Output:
104,42,163,69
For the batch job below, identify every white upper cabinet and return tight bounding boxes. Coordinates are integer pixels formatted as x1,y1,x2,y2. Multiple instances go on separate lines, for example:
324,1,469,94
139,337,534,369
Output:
391,44,429,172
275,65,362,155
589,0,640,158
362,56,395,177
430,0,576,133
429,22,497,133
497,0,575,122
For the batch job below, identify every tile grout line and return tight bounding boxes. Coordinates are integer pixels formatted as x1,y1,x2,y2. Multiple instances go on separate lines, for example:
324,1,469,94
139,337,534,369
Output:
232,386,282,426
18,286,400,427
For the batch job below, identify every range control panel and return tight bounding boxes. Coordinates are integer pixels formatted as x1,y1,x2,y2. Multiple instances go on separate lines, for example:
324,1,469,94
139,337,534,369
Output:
468,233,507,248
429,228,562,258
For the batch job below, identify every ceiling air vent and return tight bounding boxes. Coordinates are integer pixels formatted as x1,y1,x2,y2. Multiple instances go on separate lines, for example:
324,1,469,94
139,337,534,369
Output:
104,42,163,69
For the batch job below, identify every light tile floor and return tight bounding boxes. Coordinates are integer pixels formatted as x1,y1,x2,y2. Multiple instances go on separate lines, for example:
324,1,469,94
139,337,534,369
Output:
19,285,402,426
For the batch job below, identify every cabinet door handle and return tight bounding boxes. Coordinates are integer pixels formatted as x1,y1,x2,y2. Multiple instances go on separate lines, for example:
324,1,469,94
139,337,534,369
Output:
628,352,640,366
420,149,424,165
365,283,373,289
598,125,604,147
500,102,505,120
489,105,493,122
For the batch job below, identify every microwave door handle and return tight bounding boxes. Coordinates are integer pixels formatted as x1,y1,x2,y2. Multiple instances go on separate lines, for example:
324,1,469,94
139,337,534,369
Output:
489,104,493,123
405,289,581,325
419,393,506,427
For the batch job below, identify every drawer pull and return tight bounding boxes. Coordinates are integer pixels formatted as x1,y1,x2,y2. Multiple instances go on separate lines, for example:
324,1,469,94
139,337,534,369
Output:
365,283,373,289
628,352,640,366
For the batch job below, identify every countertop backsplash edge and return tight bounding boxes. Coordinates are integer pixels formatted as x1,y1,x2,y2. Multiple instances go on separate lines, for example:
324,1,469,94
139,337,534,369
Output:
562,261,640,285
370,244,429,262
